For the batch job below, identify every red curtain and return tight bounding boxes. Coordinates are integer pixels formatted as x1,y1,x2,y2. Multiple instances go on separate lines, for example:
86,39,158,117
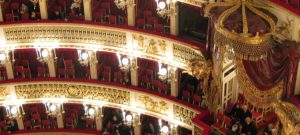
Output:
243,40,300,98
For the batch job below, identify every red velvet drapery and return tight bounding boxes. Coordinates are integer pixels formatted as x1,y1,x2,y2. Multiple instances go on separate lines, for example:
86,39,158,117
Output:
243,40,300,98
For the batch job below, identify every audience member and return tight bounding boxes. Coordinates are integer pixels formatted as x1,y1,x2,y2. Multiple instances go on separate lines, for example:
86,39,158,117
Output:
49,11,62,20
227,124,239,135
241,117,258,135
20,3,29,14
238,105,252,123
263,123,274,135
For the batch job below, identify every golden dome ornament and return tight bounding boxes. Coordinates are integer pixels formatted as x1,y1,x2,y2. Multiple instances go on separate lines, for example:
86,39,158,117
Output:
205,0,276,61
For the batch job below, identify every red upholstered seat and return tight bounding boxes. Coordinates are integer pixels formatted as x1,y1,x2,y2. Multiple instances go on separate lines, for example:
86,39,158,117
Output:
5,13,14,22
102,71,111,82
159,84,168,94
24,120,32,129
21,13,29,20
42,120,51,129
66,68,75,78
211,112,225,133
151,79,160,90
93,12,104,22
57,68,65,77
219,117,232,135
193,95,202,106
38,67,47,77
10,2,20,10
109,15,117,24
182,90,190,102
114,71,122,82
64,59,73,68
86,118,95,128
143,10,152,18
154,23,164,33
136,18,145,29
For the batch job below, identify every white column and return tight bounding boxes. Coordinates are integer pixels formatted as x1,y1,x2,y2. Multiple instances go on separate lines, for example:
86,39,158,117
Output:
127,2,136,26
57,113,64,128
83,0,92,21
47,51,56,77
170,67,179,97
16,116,24,130
5,61,14,79
170,2,179,36
294,61,300,95
89,51,98,79
130,57,138,86
134,114,141,135
95,116,102,131
39,0,48,19
0,3,3,22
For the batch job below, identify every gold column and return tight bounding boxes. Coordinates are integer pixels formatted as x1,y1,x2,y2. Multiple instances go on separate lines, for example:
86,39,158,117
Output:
47,50,56,77
5,61,14,79
130,57,139,86
57,112,64,128
95,107,103,131
170,66,179,97
127,0,136,26
170,2,179,36
0,3,3,22
294,61,300,95
89,51,98,79
16,116,24,130
134,114,141,135
83,0,92,21
38,0,48,19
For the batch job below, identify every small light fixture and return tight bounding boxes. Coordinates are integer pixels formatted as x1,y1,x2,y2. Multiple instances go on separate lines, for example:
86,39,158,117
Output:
10,106,18,115
0,53,6,61
161,125,169,133
78,50,90,66
158,61,169,81
155,0,172,18
88,108,95,116
125,114,133,122
50,104,57,112
117,53,130,72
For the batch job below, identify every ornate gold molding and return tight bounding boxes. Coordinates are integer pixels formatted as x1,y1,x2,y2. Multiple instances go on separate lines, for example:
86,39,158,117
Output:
173,104,198,125
138,95,169,115
133,34,167,56
0,87,8,100
194,125,204,135
173,43,203,64
235,58,283,109
15,84,130,105
4,24,127,48
272,101,300,135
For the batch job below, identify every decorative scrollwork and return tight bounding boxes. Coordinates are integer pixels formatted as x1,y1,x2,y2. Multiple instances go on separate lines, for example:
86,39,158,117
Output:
4,25,127,48
272,101,300,135
173,43,203,64
173,104,198,125
15,84,130,105
132,34,167,56
138,95,169,115
0,87,8,100
183,58,211,80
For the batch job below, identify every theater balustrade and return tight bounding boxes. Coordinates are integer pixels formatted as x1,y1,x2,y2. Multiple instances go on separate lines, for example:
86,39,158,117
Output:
0,21,211,134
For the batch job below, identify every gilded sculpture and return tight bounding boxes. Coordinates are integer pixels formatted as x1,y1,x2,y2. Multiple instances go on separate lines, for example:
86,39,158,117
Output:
0,87,8,100
275,18,294,40
272,101,300,135
138,95,168,115
183,58,211,80
133,34,167,56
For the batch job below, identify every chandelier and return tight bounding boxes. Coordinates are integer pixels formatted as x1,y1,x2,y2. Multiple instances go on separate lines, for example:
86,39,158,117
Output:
117,53,130,72
155,0,172,18
77,49,90,66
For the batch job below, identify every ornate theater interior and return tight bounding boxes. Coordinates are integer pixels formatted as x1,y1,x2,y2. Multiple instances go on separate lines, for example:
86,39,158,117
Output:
0,0,299,135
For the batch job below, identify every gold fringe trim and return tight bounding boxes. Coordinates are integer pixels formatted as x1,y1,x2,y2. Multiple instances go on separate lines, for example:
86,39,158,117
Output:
235,58,283,109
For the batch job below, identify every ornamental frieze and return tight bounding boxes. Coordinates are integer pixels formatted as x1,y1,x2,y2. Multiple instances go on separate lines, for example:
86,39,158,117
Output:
173,104,198,125
3,25,127,48
0,87,8,100
132,34,167,56
15,84,130,105
138,95,169,115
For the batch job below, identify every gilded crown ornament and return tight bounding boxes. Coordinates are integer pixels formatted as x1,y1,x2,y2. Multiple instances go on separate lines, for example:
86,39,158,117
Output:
205,0,276,60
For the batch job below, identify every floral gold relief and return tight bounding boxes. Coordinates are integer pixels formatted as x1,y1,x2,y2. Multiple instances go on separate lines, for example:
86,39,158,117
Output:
4,25,127,48
173,104,198,125
133,34,167,56
272,101,300,135
194,125,203,135
0,87,8,100
138,95,168,115
15,84,130,105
